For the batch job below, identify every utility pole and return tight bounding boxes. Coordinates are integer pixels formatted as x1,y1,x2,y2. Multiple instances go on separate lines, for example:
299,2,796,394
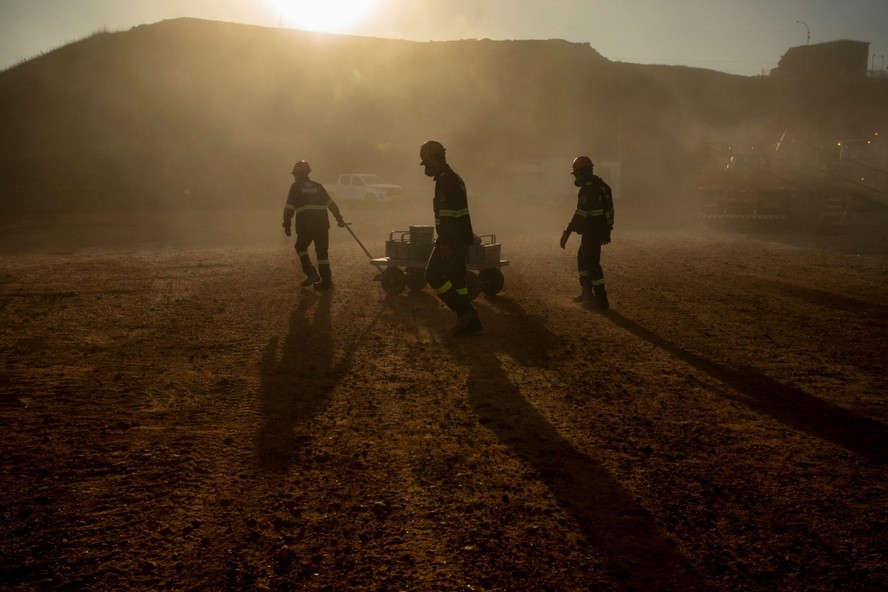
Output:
796,20,810,77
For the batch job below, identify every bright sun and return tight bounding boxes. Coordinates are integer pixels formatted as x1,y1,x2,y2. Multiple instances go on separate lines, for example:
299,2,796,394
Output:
264,0,378,34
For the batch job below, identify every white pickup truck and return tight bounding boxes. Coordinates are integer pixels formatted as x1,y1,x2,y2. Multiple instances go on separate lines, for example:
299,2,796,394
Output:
327,174,404,206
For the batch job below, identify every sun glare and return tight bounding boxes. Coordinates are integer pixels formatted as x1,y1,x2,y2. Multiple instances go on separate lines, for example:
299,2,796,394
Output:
265,0,378,34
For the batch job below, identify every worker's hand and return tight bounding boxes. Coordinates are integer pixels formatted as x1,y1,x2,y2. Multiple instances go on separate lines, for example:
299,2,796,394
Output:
337,219,349,228
602,228,612,245
283,224,291,237
560,230,570,250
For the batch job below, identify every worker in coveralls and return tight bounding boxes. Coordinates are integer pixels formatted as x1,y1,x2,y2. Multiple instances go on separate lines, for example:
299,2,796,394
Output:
560,156,614,309
282,160,347,290
419,140,482,334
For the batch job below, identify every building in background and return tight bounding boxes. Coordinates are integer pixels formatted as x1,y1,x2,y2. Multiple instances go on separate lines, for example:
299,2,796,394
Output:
771,40,870,79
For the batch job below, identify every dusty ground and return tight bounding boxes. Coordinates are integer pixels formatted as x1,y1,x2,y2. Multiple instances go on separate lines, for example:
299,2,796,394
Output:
1,198,887,591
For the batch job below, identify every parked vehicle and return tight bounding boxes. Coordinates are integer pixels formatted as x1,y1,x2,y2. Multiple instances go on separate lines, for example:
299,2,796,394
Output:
327,174,404,206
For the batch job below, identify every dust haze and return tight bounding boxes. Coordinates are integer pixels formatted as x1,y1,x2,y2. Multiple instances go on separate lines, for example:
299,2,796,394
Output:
3,17,888,592
4,18,884,237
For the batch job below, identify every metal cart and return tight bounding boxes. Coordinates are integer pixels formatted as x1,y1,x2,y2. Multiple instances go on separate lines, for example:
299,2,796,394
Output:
369,225,509,299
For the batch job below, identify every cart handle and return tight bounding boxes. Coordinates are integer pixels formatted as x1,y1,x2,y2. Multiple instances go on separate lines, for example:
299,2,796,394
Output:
389,230,411,242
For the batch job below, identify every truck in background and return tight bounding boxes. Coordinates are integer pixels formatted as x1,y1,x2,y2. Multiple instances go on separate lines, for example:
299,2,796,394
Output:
327,174,404,206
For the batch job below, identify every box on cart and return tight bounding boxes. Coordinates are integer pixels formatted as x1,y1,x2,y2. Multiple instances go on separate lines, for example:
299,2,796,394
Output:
468,243,501,264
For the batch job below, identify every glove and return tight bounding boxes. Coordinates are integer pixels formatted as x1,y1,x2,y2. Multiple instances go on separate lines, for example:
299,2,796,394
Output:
337,218,348,228
560,230,570,250
283,223,291,237
601,227,612,245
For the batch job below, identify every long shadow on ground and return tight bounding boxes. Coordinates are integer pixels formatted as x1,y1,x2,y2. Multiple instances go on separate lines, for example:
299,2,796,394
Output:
256,291,335,471
450,296,715,591
603,309,888,464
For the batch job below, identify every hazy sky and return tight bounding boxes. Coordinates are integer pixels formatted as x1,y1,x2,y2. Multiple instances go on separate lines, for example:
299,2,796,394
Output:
1,0,887,76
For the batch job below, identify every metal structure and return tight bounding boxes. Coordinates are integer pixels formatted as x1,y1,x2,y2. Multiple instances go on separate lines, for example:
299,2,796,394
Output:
695,131,888,233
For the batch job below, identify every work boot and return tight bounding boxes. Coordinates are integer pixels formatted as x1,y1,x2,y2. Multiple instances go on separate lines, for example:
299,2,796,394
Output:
593,286,609,309
315,267,332,290
452,307,482,335
466,312,483,333
573,286,594,303
300,271,321,287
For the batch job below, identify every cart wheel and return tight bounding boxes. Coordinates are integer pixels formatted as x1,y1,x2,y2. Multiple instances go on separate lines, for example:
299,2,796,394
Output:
405,267,427,292
479,268,505,296
381,267,406,295
465,270,481,300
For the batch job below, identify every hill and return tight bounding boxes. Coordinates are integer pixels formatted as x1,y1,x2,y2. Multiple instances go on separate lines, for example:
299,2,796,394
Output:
1,17,886,212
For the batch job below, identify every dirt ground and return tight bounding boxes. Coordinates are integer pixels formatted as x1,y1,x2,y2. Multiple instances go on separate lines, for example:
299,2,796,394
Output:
1,197,887,591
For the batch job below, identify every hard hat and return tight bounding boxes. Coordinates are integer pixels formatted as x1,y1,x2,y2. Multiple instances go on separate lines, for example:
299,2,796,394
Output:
419,140,446,165
292,160,311,174
571,156,594,173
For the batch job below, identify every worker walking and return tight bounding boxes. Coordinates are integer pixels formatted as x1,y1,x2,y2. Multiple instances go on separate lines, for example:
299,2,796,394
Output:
419,140,482,334
560,156,614,308
282,160,347,290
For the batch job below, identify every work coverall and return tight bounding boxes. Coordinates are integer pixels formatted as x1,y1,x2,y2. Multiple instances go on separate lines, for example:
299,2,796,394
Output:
425,163,475,315
283,176,344,285
566,172,614,298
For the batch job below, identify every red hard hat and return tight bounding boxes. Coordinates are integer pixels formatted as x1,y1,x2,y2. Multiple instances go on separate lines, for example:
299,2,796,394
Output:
292,160,311,174
571,156,594,173
419,140,446,165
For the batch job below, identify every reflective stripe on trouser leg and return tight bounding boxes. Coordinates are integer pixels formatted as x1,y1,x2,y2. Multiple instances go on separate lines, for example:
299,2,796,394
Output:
296,249,317,276
578,237,603,287
426,245,470,313
432,279,466,313
318,259,331,282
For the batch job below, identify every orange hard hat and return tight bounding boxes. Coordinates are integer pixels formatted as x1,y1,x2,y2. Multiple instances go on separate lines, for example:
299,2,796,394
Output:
292,160,311,174
419,140,446,165
571,156,594,173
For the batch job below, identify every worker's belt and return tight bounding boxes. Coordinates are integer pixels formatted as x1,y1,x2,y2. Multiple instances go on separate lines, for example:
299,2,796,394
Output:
574,208,605,217
291,204,328,214
438,208,470,218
